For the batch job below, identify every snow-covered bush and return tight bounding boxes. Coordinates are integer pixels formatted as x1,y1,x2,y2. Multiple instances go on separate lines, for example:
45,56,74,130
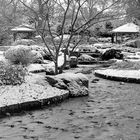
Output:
0,60,26,85
4,45,36,66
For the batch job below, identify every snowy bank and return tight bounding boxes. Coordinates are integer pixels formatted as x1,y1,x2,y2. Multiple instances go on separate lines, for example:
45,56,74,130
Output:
0,73,89,116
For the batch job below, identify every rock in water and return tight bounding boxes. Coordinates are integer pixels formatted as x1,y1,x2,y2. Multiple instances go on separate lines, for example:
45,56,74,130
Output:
46,73,89,97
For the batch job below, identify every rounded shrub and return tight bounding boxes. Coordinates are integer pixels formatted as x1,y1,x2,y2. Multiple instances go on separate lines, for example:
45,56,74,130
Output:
4,45,36,66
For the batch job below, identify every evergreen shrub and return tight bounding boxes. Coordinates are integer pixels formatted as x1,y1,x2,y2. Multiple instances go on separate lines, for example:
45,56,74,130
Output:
0,61,26,85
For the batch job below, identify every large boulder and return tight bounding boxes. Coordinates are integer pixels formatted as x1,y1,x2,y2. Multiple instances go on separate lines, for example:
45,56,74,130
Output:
100,49,123,60
46,73,89,97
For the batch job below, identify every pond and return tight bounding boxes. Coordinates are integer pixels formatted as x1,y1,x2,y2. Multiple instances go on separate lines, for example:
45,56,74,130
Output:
0,66,140,140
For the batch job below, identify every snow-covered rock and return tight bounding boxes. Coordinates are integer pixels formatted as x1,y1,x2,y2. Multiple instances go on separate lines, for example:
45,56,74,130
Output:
78,54,97,64
46,73,89,97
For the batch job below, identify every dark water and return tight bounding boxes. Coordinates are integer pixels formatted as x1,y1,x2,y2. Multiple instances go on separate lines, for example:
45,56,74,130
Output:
1,67,140,140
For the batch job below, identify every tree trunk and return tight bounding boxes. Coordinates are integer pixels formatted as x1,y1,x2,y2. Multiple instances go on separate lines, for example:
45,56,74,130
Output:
54,61,58,75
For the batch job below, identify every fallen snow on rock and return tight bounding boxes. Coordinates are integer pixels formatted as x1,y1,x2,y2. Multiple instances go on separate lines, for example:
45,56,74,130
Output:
56,72,88,82
27,64,48,72
46,73,89,97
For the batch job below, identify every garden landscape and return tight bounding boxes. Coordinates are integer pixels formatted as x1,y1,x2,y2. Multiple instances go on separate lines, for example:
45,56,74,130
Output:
1,0,140,140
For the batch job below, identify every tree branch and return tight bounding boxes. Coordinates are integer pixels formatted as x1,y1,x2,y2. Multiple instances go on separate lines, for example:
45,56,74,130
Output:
74,0,122,33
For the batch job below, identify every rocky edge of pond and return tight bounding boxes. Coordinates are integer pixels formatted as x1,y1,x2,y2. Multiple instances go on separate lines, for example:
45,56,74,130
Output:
0,72,89,116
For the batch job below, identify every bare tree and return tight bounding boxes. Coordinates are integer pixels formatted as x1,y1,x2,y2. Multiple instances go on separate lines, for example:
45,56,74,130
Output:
18,0,125,74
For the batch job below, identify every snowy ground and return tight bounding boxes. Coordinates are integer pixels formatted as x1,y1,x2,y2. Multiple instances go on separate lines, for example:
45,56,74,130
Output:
0,74,68,109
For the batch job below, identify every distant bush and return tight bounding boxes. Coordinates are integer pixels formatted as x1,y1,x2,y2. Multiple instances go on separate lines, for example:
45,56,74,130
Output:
4,45,36,66
0,60,26,85
12,39,36,46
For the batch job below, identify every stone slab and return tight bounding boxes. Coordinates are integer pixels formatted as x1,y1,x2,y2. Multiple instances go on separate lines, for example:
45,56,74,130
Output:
95,69,140,83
